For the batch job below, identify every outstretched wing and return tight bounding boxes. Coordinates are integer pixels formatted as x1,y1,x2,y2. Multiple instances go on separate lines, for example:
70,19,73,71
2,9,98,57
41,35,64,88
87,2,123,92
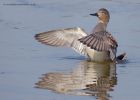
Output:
35,27,88,56
79,31,118,60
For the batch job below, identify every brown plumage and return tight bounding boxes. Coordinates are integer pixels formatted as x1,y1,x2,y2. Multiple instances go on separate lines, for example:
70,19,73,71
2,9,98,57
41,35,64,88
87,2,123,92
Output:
79,31,118,51
35,8,120,62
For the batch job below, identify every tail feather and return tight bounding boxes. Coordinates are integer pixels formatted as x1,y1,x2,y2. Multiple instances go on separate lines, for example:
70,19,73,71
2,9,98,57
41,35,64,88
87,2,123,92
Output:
117,53,127,60
116,53,127,63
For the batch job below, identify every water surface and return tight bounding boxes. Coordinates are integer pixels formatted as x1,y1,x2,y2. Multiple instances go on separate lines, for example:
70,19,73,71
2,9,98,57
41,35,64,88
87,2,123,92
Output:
0,0,140,100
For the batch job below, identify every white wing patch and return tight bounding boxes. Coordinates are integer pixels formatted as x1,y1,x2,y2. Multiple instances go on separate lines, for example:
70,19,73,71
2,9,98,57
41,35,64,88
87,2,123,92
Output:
35,27,88,56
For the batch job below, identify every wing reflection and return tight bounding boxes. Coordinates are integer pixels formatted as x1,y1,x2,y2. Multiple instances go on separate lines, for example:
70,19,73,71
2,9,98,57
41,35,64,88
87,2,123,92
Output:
36,61,117,99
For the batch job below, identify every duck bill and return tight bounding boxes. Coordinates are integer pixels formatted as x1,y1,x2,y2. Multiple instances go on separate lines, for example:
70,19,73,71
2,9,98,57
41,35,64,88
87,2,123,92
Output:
90,13,98,17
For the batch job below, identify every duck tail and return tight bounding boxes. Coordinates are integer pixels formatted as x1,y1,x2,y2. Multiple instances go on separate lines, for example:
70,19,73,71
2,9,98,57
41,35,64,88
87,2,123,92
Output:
116,52,127,60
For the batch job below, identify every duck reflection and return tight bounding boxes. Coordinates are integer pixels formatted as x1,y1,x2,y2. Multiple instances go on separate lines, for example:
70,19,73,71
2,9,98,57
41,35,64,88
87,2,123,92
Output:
36,61,117,100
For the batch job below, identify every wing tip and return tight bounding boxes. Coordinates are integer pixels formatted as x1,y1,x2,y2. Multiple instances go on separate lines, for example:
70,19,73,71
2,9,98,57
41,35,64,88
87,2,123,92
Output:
34,33,65,47
34,33,47,45
34,33,41,40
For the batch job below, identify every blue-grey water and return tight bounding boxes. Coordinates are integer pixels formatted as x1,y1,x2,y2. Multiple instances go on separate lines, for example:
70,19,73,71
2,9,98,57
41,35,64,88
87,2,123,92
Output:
0,0,140,100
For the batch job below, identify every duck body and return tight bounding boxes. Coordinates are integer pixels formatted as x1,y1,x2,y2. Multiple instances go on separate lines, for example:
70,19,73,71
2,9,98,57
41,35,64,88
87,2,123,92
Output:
86,47,110,61
35,8,118,62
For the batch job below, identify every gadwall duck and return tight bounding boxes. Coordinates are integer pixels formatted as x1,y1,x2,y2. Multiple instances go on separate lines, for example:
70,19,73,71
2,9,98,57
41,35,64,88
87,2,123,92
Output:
35,8,125,62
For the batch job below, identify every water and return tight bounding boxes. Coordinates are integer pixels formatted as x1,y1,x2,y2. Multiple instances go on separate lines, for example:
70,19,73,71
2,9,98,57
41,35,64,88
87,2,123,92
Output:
0,0,140,100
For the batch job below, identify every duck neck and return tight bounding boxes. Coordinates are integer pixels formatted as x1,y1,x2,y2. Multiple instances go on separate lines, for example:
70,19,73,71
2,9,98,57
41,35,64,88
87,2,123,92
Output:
99,20,108,28
92,21,108,33
98,20,108,31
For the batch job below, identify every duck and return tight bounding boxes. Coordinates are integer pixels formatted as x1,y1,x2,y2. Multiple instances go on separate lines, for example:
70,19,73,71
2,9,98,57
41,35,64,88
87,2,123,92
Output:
35,8,124,62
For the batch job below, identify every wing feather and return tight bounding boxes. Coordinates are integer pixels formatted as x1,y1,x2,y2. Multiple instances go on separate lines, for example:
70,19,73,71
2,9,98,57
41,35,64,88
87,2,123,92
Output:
35,27,88,56
79,31,118,60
